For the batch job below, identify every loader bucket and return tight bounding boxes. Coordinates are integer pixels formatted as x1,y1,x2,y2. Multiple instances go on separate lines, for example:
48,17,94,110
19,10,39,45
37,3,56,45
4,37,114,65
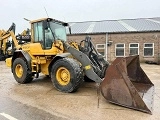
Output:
101,55,154,114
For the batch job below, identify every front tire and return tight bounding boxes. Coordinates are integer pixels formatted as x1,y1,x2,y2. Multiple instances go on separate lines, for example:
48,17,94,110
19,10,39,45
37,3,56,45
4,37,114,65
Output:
13,58,33,84
51,58,84,93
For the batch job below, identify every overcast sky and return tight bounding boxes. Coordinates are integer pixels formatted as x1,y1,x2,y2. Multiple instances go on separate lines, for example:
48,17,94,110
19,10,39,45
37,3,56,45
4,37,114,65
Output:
0,0,160,33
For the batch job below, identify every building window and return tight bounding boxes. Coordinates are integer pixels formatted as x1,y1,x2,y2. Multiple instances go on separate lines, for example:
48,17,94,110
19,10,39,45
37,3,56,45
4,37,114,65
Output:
144,43,154,56
115,43,125,57
129,43,139,55
96,44,105,56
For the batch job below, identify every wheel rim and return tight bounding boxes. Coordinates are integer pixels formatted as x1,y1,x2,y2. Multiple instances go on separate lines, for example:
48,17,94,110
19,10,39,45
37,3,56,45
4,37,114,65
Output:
15,64,23,78
56,67,70,86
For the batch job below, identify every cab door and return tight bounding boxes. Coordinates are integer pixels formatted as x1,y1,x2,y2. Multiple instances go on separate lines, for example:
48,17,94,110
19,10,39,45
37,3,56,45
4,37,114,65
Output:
32,20,57,55
31,21,45,55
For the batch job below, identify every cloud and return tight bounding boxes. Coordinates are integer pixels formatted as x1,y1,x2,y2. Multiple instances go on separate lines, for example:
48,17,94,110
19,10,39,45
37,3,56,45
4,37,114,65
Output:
0,0,160,33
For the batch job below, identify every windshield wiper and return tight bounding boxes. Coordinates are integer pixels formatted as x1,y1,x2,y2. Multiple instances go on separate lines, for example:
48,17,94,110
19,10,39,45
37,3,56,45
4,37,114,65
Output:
48,23,56,41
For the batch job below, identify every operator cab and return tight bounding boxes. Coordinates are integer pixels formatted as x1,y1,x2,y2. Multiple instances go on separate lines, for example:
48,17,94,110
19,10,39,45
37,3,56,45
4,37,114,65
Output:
31,18,68,49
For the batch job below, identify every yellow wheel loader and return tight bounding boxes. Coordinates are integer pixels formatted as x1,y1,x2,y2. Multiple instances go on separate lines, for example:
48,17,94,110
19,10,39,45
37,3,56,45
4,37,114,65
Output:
0,23,30,60
5,18,154,114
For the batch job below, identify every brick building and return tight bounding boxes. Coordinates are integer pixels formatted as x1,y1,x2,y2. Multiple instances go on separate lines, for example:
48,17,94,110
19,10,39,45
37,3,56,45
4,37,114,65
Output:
67,17,160,63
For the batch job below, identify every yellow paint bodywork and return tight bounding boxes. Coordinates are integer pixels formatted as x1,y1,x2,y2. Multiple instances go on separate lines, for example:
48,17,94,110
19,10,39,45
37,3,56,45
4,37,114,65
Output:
5,57,12,67
21,40,64,56
0,30,20,55
40,60,52,75
20,40,65,75
85,65,91,70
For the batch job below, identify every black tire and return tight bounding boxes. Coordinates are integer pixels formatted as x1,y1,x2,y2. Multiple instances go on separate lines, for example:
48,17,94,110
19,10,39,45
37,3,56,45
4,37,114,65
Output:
0,54,5,61
13,58,33,84
51,58,84,93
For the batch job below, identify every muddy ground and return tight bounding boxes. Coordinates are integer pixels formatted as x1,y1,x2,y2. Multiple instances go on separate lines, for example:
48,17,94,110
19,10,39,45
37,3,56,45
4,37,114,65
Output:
0,61,160,120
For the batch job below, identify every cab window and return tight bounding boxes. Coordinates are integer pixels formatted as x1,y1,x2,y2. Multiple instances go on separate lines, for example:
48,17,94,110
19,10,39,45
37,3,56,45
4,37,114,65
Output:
33,22,44,43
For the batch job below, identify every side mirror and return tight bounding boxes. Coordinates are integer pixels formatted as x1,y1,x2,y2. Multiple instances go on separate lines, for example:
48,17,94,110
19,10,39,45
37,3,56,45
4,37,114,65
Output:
69,26,71,34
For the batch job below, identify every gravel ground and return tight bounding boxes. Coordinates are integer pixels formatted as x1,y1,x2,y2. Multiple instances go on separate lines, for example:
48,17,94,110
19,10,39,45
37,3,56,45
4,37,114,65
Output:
0,61,160,120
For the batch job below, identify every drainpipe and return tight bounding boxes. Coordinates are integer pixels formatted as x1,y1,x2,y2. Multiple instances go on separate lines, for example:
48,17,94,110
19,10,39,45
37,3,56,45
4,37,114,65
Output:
158,34,160,64
105,33,108,60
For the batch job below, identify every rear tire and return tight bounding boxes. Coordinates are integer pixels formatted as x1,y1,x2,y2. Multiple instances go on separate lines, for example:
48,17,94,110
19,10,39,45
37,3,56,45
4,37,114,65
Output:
0,54,5,61
51,58,84,93
13,58,33,84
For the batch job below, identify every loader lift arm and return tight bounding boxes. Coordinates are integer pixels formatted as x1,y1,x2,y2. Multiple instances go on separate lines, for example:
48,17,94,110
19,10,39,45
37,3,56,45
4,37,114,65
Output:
63,36,109,83
79,36,109,78
0,23,18,60
0,23,31,60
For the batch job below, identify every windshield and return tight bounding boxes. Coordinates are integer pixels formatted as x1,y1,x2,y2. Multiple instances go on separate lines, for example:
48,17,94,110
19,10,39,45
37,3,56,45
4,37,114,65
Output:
49,21,67,41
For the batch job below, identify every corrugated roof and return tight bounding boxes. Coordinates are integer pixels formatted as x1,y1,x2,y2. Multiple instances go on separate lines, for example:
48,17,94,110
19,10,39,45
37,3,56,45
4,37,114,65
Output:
92,20,128,33
67,17,160,34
